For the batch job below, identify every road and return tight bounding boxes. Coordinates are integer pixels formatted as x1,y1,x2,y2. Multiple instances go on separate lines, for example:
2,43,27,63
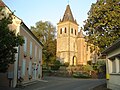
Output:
24,77,106,90
0,76,106,90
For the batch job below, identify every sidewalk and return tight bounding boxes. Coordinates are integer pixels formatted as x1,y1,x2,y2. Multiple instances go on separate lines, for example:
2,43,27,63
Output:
19,79,48,87
22,79,38,86
0,87,19,90
0,79,47,90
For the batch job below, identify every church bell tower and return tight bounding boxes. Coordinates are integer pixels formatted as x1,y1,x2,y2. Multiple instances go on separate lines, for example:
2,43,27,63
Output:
56,5,79,65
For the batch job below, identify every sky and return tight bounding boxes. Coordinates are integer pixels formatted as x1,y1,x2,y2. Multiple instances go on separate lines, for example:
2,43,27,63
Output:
3,0,96,29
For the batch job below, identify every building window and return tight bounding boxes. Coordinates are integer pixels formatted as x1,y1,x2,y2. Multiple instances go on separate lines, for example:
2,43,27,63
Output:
30,42,32,56
65,27,67,33
39,49,42,60
112,60,116,73
71,28,73,34
28,61,32,75
38,64,41,76
35,46,37,58
60,28,62,34
22,59,26,77
75,29,76,35
23,37,27,53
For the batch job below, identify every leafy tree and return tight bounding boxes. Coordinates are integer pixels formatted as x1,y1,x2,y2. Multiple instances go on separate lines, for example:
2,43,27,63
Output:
0,7,24,73
51,60,61,71
84,0,120,51
31,21,56,68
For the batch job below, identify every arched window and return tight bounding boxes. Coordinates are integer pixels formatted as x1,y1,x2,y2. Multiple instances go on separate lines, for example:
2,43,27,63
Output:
71,28,73,34
64,27,67,33
75,29,76,35
60,28,62,34
72,56,77,66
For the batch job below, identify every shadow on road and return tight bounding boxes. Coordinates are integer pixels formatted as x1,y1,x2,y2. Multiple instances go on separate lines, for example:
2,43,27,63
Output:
93,83,111,90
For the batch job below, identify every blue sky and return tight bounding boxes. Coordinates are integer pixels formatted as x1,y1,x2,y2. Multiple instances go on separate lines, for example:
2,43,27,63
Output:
3,0,96,29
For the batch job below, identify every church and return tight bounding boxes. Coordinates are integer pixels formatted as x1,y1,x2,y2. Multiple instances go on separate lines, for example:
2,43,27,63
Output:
56,5,94,66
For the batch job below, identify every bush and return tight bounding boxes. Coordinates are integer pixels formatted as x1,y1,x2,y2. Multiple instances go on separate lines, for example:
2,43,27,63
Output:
43,69,52,76
73,72,91,78
51,60,61,70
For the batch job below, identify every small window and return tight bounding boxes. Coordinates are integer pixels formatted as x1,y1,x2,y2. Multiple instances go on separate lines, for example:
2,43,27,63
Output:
30,42,32,56
39,49,42,60
23,37,27,53
75,29,76,35
28,61,32,75
35,46,37,58
65,27,67,33
22,59,26,76
71,28,73,34
60,28,62,34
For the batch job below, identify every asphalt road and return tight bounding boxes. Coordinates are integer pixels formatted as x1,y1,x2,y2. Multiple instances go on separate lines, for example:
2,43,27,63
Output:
23,76,106,90
0,76,106,90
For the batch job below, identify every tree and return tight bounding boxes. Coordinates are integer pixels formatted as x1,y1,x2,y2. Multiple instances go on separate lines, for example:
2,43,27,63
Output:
51,60,61,71
31,21,56,68
84,0,120,51
0,7,24,73
83,65,93,72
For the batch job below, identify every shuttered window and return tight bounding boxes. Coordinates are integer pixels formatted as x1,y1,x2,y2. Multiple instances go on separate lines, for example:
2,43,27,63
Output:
22,59,26,77
30,42,32,56
23,37,27,53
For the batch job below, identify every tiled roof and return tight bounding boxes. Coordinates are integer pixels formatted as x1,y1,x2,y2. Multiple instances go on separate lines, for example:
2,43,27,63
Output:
0,1,6,7
60,5,78,24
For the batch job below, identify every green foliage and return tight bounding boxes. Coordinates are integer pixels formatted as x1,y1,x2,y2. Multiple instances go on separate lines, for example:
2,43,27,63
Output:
83,65,93,72
0,8,24,73
31,21,56,68
87,61,92,65
73,72,91,78
84,0,120,52
51,60,61,70
97,60,106,66
92,65,98,70
92,60,106,71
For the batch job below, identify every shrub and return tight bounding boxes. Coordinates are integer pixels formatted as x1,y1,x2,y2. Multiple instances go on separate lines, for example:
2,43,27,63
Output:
73,72,91,78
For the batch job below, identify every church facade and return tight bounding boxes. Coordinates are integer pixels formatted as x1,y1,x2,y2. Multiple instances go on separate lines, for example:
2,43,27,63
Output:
56,5,93,66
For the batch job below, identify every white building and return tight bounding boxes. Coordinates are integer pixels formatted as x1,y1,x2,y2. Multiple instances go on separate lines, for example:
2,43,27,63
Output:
0,1,43,87
102,38,120,90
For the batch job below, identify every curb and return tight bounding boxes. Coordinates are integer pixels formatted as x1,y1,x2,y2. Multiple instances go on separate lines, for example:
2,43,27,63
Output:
22,80,38,86
22,79,48,86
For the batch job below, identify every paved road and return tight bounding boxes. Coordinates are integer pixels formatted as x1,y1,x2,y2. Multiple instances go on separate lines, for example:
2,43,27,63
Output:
24,77,106,90
0,77,106,90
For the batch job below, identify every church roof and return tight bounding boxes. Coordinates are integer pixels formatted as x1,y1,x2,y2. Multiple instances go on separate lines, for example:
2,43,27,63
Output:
60,5,78,24
0,1,6,7
78,29,85,38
